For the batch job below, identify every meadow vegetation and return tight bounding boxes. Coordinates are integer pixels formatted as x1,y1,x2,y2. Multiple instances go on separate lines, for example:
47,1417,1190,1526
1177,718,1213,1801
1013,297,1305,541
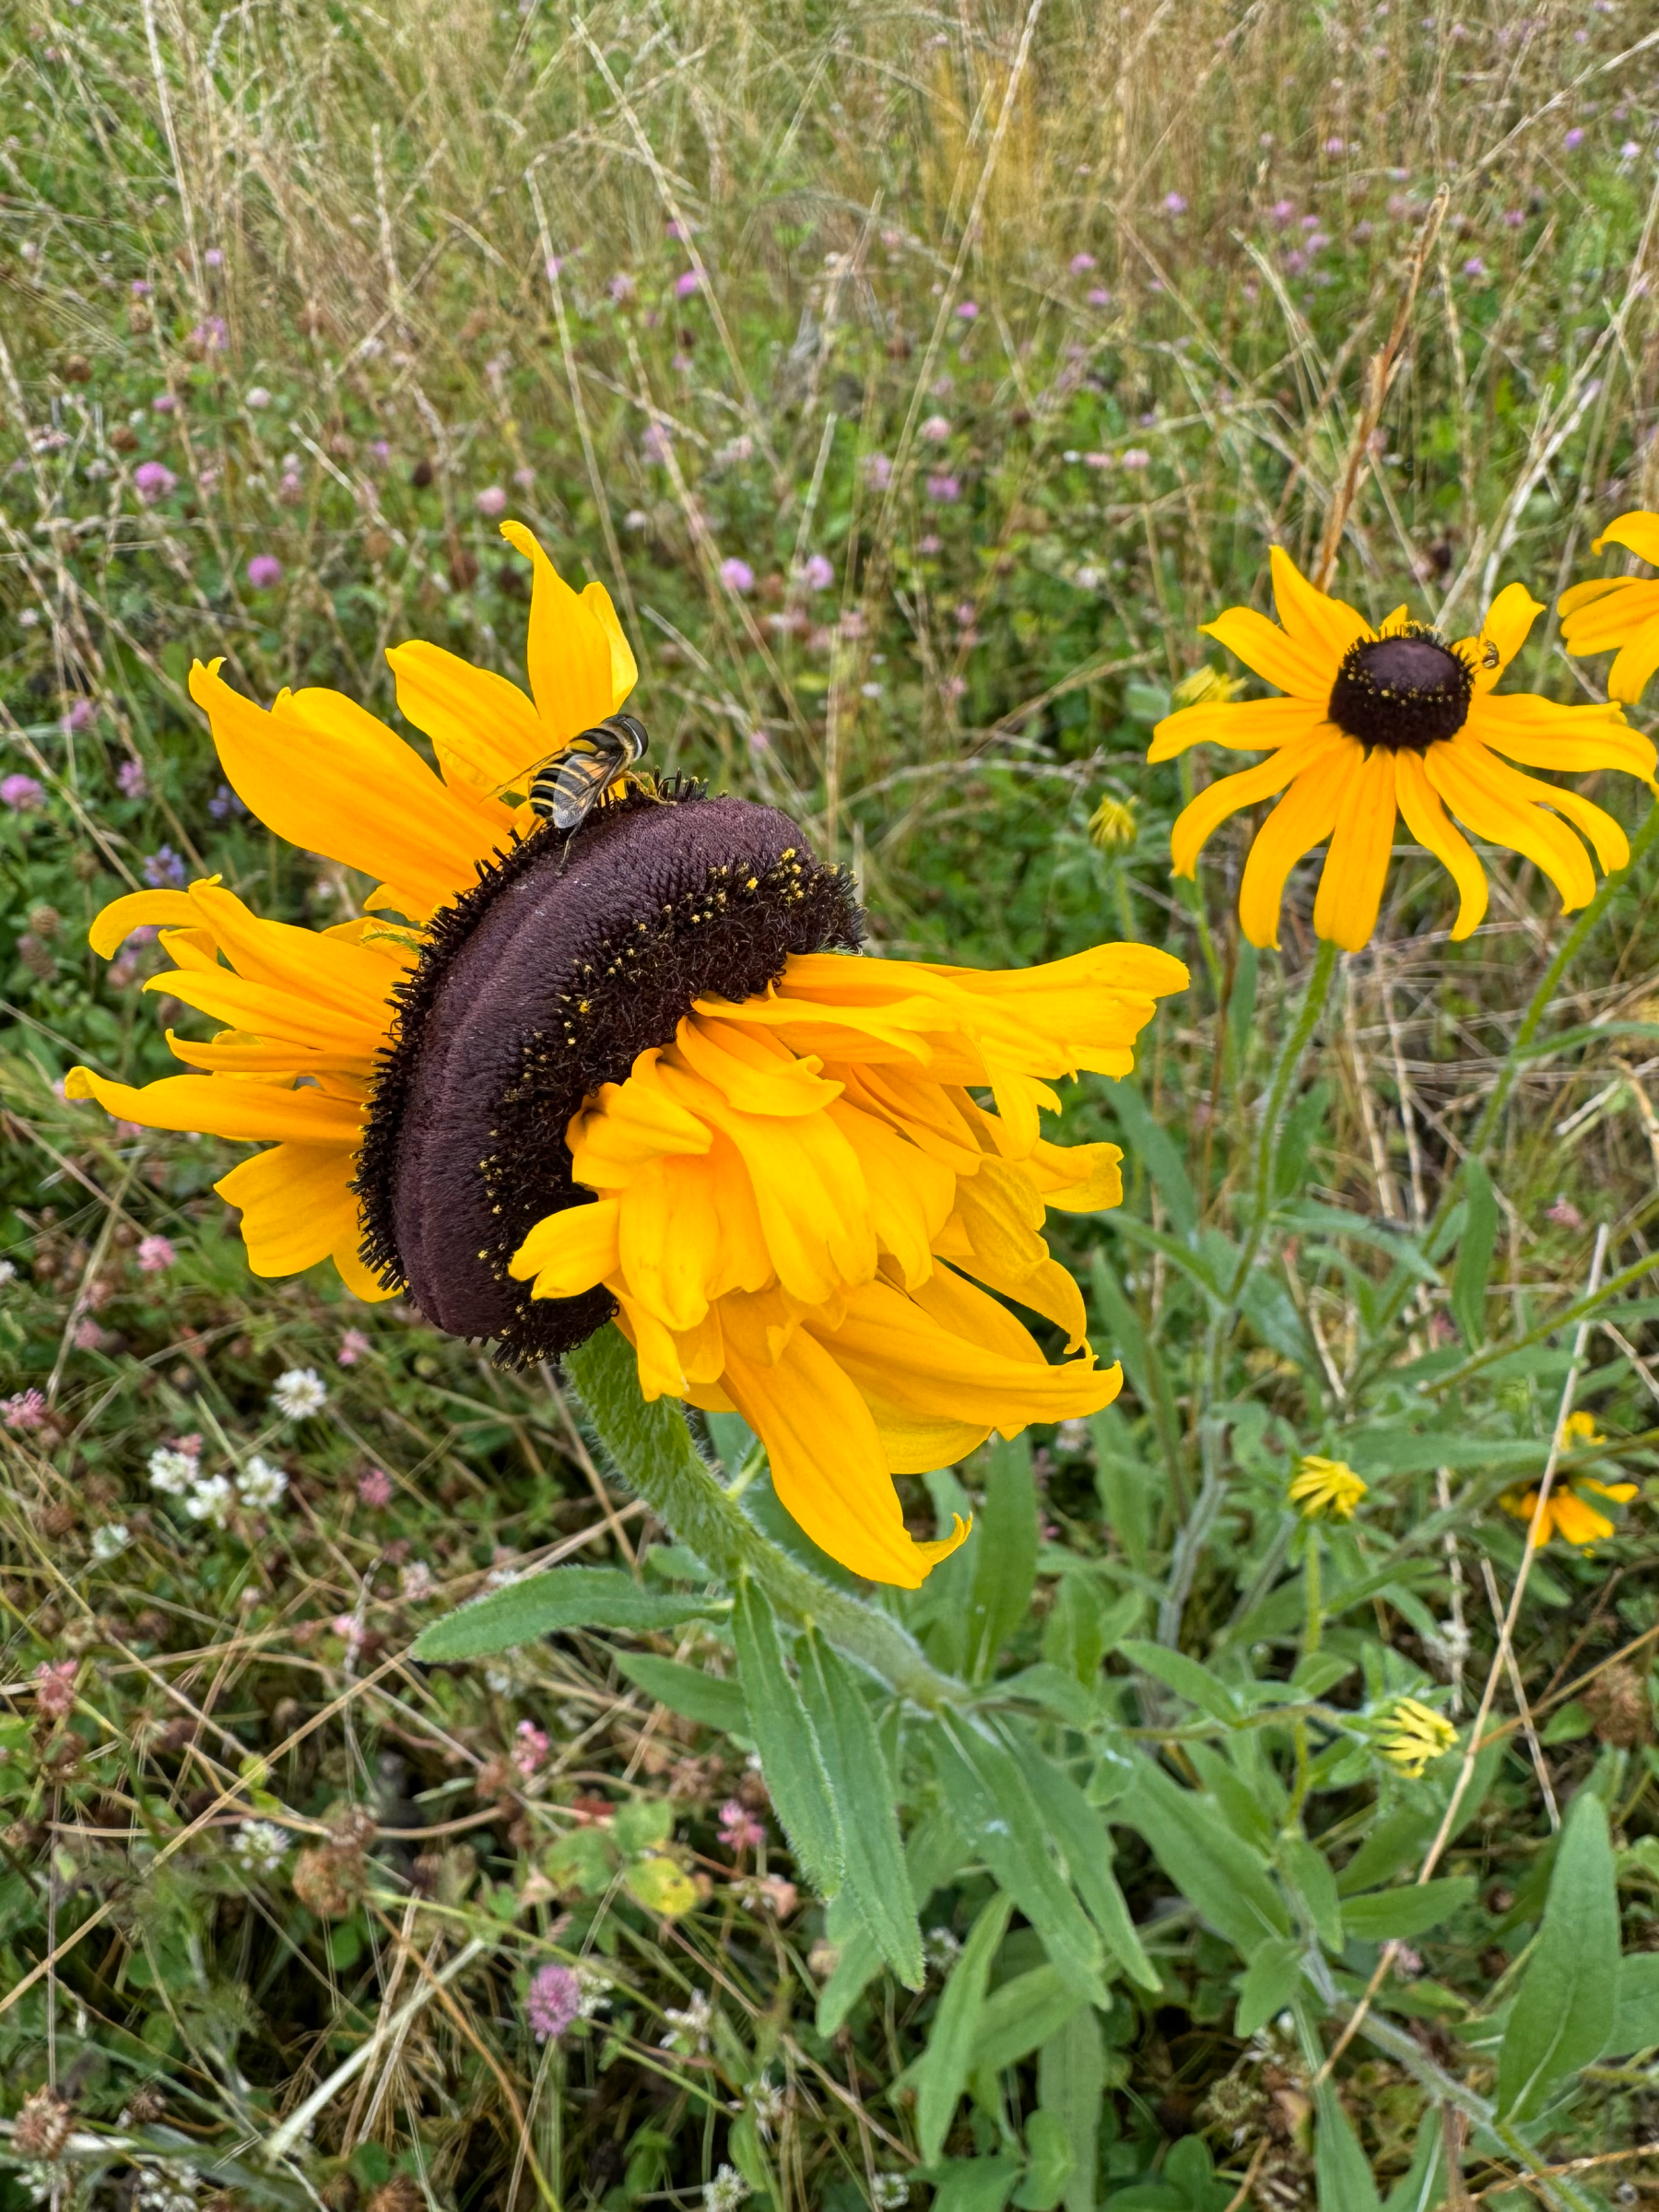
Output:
5,1,1659,2206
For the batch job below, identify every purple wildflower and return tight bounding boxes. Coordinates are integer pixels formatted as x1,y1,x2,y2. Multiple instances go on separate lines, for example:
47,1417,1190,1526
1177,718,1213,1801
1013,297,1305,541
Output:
925,474,959,504
800,552,834,592
2,775,45,812
246,554,283,589
142,846,186,889
720,557,756,594
117,760,147,799
358,1465,394,1506
607,273,636,304
719,1799,767,1854
3,1389,47,1432
1162,192,1187,215
1069,252,1097,274
919,414,951,443
134,460,177,503
526,1964,582,2044
191,316,228,352
475,487,508,519
865,453,893,489
337,1330,371,1370
136,1234,175,1275
207,782,246,820
1564,126,1584,151
955,299,979,320
675,270,700,298
1087,287,1112,307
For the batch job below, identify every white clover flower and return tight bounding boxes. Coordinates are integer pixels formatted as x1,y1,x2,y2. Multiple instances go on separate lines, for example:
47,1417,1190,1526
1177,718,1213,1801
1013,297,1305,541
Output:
270,1367,327,1419
236,1454,288,1509
182,1476,233,1526
574,1961,614,2019
661,1987,712,2053
747,2077,786,2136
873,2178,911,2210
704,2166,749,2212
147,1447,197,1496
924,1926,961,1973
0,1260,17,1287
399,1559,435,1602
90,1522,131,1562
232,1820,289,1872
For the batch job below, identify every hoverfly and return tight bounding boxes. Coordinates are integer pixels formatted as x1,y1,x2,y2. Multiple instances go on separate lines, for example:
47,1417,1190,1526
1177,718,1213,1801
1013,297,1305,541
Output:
522,713,654,855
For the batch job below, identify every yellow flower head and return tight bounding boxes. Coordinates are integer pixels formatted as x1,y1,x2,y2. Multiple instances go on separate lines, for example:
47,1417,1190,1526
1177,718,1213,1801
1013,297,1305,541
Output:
1149,547,1654,952
1088,794,1138,853
1560,1407,1606,1450
1170,665,1244,711
1559,512,1659,705
65,522,1187,1588
1374,1696,1456,1780
1288,1454,1367,1520
1501,1476,1639,1549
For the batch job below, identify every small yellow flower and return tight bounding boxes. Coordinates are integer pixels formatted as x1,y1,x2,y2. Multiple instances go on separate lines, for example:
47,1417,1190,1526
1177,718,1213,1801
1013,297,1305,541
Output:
1559,512,1659,704
1501,1477,1639,1548
1170,665,1244,711
1088,794,1138,853
1288,1455,1367,1520
1374,1697,1456,1779
1560,1408,1606,1449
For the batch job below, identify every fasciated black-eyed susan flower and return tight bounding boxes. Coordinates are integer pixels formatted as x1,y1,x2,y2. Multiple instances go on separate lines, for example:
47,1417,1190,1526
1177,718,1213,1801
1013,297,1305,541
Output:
1150,547,1656,951
66,522,1186,1587
1560,512,1659,704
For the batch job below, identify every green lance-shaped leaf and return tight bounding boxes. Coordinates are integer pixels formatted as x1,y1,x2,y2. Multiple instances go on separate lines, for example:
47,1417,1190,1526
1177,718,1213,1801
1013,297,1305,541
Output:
1113,1754,1289,1958
611,1650,748,1735
1341,1876,1475,1942
1382,2112,1446,2212
969,1965,1082,2082
411,1564,720,1661
1498,1788,1618,2119
1234,1936,1303,2040
965,1435,1040,1683
1450,1156,1498,1347
798,1631,924,1988
731,1579,843,1898
816,1807,966,2037
1003,1723,1159,1992
1607,1950,1659,2055
1036,2006,1105,2212
1312,2083,1384,2212
916,1891,1014,2163
932,1718,1107,2006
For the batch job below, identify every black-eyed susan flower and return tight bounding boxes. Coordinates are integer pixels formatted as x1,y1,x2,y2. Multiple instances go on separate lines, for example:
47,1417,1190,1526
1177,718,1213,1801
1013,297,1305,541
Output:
66,522,1186,1587
1560,512,1659,704
1288,1454,1367,1520
1373,1696,1456,1779
1150,547,1655,951
1500,1412,1638,1547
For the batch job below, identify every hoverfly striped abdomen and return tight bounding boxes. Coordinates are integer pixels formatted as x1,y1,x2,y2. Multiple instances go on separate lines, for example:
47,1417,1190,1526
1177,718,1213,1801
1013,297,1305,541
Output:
527,713,651,835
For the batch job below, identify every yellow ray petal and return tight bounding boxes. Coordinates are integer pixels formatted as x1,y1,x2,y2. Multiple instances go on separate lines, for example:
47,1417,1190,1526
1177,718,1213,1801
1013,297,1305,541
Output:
1609,615,1659,707
88,888,205,959
148,969,386,1059
66,1066,365,1146
189,659,512,916
500,522,633,742
333,1239,398,1302
511,1197,622,1293
1450,736,1630,874
1030,1137,1124,1213
214,1143,360,1277
1148,694,1324,764
1312,745,1397,952
721,1327,968,1587
1594,509,1659,566
1548,1489,1616,1546
1394,750,1488,939
1426,742,1596,913
1457,582,1542,692
1465,693,1651,779
1199,607,1334,699
1559,576,1659,649
1268,545,1371,663
387,639,548,797
1171,730,1344,880
824,1277,1121,1431
1234,743,1357,948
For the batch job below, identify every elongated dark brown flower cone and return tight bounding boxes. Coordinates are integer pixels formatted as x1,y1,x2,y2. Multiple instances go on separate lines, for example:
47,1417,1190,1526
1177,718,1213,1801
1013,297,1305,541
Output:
355,789,861,1364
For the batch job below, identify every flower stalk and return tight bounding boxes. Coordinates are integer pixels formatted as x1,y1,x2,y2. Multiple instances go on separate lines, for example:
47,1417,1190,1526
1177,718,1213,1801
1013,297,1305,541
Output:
564,1324,964,1711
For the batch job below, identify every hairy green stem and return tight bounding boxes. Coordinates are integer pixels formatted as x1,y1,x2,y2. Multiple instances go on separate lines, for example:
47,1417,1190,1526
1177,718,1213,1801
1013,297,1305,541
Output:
1229,935,1340,1299
565,1324,964,1712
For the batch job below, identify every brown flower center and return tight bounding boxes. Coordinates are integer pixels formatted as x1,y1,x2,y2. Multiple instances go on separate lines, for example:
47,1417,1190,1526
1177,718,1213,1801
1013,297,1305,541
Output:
1327,628,1473,752
354,788,862,1367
